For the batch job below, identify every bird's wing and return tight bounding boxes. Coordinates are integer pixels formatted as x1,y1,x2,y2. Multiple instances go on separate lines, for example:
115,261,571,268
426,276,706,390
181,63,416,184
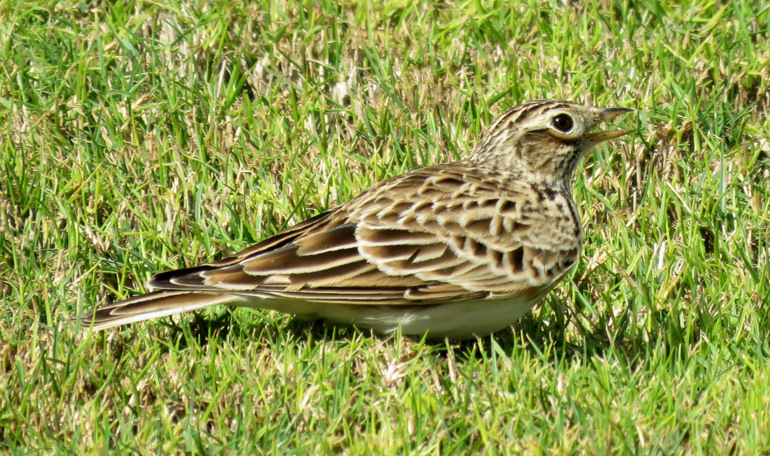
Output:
145,165,578,305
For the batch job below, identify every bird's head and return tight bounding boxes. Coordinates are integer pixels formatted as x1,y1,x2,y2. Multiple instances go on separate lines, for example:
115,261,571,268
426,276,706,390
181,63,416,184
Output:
471,100,633,186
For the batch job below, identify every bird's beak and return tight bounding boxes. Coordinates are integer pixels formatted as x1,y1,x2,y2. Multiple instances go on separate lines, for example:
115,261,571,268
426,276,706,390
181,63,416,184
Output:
584,107,634,144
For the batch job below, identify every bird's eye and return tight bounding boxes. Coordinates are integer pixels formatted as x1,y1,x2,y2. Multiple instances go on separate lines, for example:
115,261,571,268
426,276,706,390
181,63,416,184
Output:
552,114,574,133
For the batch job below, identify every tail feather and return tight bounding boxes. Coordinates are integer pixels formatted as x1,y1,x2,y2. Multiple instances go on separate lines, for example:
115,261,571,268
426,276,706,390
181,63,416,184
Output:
80,291,239,331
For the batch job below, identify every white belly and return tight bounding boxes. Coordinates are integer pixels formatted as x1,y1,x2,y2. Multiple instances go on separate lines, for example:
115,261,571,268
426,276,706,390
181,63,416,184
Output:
242,292,549,340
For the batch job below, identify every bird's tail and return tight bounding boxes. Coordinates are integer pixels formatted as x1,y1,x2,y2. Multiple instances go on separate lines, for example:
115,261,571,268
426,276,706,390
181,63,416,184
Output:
80,291,239,331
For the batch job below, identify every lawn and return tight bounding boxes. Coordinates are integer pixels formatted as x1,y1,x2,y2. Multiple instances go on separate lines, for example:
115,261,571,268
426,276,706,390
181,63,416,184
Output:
1,0,769,453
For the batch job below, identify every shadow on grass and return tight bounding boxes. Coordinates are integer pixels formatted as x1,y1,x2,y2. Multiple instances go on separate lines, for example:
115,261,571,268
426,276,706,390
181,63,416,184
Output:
137,306,611,361
97,296,720,372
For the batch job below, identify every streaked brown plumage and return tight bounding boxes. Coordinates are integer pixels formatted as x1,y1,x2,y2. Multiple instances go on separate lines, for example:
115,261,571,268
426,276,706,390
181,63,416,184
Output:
81,100,633,339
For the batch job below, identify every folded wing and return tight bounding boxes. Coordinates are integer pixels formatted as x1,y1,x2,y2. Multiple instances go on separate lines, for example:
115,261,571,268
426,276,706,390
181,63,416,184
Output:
146,165,577,304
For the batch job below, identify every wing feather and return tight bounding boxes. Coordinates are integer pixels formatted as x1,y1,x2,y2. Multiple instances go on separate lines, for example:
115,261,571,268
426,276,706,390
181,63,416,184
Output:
100,165,580,314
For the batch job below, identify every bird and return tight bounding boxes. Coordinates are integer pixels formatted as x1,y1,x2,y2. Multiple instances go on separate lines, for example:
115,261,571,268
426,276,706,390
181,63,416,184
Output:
80,100,633,340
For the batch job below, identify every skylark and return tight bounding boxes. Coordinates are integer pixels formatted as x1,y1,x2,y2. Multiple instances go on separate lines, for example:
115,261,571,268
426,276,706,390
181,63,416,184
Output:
81,100,633,339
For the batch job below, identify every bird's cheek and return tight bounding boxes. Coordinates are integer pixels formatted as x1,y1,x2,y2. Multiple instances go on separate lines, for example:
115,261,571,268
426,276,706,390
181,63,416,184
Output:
521,136,562,167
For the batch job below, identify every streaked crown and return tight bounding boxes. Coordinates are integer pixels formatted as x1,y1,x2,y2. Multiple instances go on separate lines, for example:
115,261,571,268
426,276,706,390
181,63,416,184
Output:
470,100,632,186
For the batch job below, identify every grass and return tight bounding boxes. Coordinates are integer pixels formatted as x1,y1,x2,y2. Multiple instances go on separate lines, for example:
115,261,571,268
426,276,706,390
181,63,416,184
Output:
1,0,769,453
